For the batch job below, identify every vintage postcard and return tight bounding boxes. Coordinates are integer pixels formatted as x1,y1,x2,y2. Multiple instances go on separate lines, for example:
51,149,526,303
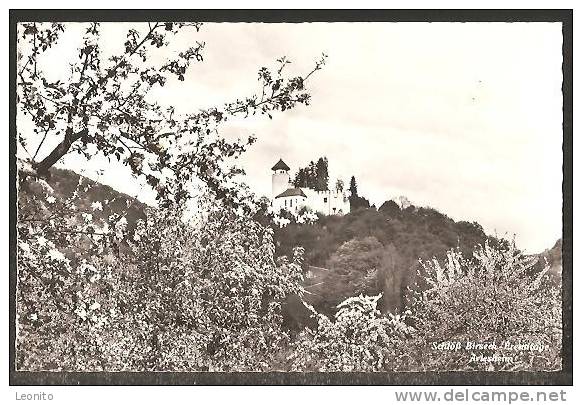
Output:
9,9,572,386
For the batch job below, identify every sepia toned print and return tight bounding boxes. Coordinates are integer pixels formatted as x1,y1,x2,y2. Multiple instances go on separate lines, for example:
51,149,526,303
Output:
14,18,564,375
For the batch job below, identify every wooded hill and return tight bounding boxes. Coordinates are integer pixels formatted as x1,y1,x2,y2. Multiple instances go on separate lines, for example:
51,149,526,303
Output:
273,202,561,319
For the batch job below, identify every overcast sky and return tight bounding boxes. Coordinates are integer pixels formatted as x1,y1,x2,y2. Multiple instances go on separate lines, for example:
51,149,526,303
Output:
20,22,563,253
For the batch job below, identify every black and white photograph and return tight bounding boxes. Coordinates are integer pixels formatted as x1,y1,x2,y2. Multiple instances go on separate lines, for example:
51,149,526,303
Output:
8,9,572,387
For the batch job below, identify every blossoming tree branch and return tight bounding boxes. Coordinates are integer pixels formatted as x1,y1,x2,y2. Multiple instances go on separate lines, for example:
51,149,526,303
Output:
17,22,326,207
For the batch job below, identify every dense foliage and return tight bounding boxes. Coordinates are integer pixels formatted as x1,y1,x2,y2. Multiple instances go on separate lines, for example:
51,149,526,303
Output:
401,242,562,371
274,202,498,315
306,236,386,316
289,295,413,371
17,174,305,371
290,243,561,372
292,157,329,191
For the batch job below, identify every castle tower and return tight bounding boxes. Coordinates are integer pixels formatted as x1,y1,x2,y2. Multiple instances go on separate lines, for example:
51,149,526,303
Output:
271,158,291,199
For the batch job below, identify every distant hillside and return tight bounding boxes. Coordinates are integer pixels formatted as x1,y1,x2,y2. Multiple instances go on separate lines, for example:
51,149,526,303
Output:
534,238,562,284
18,165,147,237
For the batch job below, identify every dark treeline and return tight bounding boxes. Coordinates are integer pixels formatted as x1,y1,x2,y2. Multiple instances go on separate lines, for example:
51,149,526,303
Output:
274,200,504,316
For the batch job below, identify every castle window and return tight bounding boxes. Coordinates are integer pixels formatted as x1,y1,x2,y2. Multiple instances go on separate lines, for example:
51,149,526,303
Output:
290,199,293,207
324,197,328,203
285,200,287,207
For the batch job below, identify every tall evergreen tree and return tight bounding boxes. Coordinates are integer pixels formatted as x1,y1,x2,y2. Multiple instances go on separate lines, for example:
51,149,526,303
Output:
315,157,329,191
349,176,358,197
307,161,317,189
348,176,370,210
293,168,308,188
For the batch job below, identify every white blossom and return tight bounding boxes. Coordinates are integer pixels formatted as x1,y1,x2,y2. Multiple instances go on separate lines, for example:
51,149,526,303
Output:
47,248,68,263
36,235,47,247
75,307,87,320
91,201,103,211
114,216,128,238
18,242,30,252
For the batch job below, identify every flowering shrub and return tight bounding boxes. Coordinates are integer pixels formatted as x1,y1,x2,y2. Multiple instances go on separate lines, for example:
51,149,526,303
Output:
295,208,319,225
270,207,319,228
101,205,305,371
287,241,561,372
403,242,562,371
16,172,305,371
289,294,413,371
16,168,138,370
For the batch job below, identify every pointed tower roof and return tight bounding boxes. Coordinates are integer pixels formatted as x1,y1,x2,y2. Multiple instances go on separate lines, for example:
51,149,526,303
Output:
271,159,290,171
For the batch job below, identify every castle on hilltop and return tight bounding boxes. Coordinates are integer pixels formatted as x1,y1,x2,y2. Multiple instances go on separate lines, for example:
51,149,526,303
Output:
270,159,350,216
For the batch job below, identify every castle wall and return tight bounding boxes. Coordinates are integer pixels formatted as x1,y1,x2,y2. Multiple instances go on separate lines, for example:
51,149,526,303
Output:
301,188,350,216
